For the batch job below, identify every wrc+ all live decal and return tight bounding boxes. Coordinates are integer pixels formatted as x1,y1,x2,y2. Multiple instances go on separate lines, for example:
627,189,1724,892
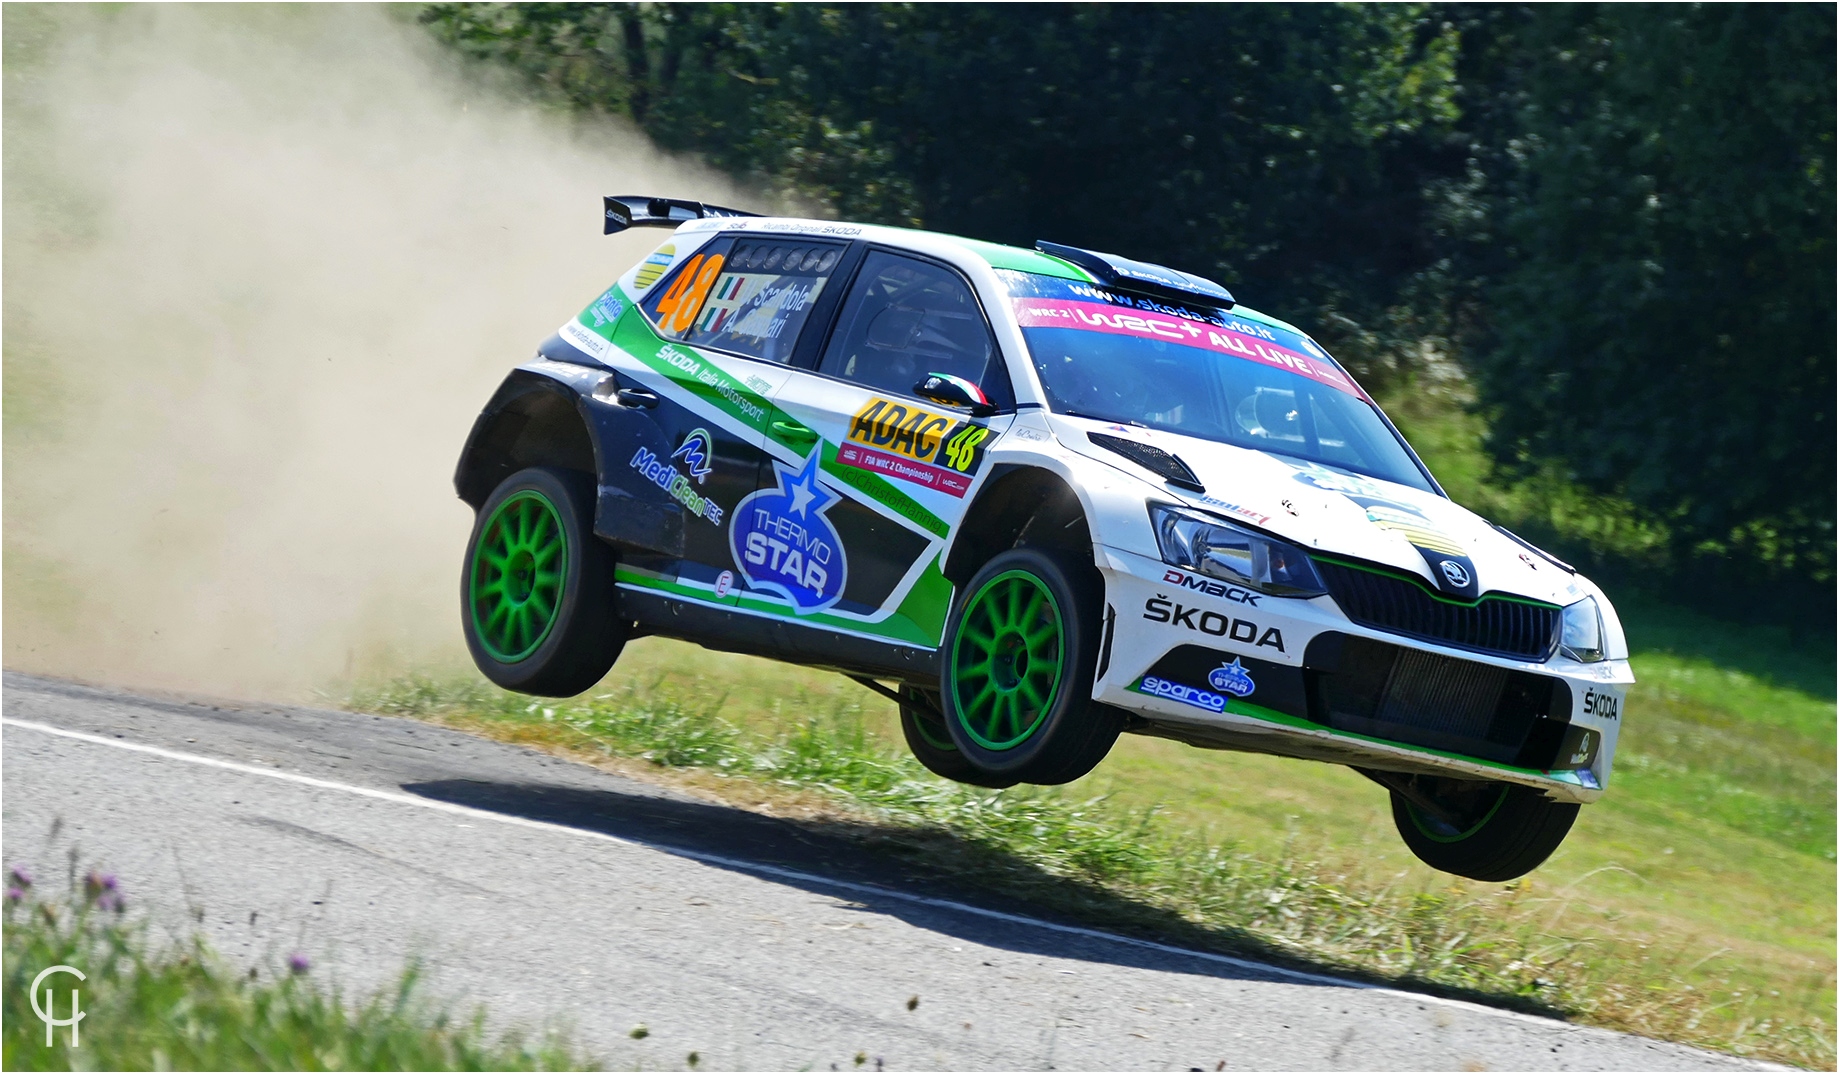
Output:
729,450,847,613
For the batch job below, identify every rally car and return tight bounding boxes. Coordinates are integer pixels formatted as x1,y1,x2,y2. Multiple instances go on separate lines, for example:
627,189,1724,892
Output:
454,196,1633,881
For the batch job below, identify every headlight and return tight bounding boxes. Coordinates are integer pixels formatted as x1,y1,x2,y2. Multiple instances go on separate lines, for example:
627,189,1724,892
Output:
1561,597,1605,663
1150,505,1326,597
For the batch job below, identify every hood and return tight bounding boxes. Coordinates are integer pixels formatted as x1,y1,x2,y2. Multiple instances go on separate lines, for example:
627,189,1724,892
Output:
1049,415,1584,606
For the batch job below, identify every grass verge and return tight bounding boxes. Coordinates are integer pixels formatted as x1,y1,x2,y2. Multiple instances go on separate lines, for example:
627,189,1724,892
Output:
3,866,585,1071
352,658,1834,1070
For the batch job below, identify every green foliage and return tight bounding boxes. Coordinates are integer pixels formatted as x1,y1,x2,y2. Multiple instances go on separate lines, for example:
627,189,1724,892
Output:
354,667,1834,1068
2,874,584,1071
1444,5,1835,597
422,3,1836,611
421,2,1463,392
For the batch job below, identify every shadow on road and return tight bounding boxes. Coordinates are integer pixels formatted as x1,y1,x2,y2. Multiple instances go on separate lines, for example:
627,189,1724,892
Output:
402,776,1567,1020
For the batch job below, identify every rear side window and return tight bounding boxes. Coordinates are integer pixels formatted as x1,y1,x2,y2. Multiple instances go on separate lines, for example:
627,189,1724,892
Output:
640,236,846,364
817,250,1005,403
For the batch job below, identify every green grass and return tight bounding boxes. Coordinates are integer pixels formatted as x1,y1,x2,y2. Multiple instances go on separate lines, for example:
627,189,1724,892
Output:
353,627,1835,1069
3,869,586,1071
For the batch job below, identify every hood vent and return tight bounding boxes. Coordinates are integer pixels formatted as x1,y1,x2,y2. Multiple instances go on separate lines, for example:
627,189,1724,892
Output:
1087,432,1205,492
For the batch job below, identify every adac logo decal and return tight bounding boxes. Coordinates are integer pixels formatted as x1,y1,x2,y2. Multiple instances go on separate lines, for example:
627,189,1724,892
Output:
1143,595,1285,652
671,428,715,485
837,397,989,498
1135,675,1227,714
1207,658,1257,698
729,451,846,613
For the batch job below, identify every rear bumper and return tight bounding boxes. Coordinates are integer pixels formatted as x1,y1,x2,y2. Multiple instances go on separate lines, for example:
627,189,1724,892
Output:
1092,545,1630,804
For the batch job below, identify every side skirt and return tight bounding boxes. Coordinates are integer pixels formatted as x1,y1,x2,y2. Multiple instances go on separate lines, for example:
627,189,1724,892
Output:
616,587,941,683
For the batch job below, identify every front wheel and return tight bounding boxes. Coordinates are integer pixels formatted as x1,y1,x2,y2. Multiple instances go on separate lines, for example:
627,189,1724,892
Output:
1389,776,1579,882
939,546,1122,785
898,685,1018,788
462,466,625,696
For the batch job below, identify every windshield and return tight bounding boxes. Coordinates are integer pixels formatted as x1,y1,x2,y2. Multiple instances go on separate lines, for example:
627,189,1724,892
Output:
1002,271,1433,492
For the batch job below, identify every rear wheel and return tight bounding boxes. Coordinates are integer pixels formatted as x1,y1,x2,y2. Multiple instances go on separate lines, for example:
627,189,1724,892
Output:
898,685,1018,788
1388,776,1579,882
939,547,1122,785
462,466,625,696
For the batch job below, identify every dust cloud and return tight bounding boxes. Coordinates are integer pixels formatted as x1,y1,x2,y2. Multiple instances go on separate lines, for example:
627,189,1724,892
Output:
4,5,759,700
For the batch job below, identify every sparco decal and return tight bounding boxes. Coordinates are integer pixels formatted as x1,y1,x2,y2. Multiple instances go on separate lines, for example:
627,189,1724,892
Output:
1135,675,1227,714
1143,595,1285,651
729,451,846,613
1161,569,1260,606
1582,688,1620,721
839,397,989,498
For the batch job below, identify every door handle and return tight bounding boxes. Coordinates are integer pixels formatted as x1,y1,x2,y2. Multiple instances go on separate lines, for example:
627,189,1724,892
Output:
615,387,660,409
772,421,818,443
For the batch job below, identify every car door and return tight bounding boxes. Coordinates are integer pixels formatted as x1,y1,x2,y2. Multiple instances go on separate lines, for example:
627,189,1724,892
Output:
747,248,1014,646
606,232,850,606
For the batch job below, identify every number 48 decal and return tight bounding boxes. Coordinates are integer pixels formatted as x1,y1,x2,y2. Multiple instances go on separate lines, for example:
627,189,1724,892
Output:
655,253,726,334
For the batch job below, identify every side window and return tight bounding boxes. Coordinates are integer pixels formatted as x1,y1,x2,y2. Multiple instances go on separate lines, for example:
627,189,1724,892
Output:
640,236,846,364
817,251,1004,402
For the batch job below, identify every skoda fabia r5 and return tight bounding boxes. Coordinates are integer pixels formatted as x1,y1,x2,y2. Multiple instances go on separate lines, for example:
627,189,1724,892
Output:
454,196,1632,881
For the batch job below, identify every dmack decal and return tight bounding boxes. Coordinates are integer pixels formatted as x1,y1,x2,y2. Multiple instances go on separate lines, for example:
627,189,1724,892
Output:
729,450,846,613
840,397,990,497
1161,569,1260,606
1143,595,1285,652
1135,675,1227,714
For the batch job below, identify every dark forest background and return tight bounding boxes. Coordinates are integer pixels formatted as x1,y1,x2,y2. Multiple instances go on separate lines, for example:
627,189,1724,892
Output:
423,2,1834,627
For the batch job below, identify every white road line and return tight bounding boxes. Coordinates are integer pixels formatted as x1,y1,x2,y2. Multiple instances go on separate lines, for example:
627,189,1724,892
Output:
0,714,1602,1035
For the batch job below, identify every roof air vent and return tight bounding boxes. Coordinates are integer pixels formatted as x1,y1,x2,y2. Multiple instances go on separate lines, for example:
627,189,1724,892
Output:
1035,240,1234,309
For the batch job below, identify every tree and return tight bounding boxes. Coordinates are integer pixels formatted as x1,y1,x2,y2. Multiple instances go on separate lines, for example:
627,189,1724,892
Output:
1451,4,1835,589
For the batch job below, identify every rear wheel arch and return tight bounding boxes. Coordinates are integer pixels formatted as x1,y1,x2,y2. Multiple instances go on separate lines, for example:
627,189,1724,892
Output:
455,372,599,509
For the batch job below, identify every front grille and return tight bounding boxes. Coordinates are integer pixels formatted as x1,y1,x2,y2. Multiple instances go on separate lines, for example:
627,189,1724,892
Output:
1305,633,1569,766
1315,558,1559,661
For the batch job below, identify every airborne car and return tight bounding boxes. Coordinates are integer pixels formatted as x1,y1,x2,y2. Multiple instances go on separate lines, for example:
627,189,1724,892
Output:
455,196,1633,881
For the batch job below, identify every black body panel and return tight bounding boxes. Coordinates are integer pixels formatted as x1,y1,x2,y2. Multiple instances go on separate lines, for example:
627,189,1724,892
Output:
1302,632,1572,767
618,586,939,681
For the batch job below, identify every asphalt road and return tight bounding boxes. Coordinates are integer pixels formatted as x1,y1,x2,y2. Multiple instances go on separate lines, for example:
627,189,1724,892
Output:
2,672,1773,1071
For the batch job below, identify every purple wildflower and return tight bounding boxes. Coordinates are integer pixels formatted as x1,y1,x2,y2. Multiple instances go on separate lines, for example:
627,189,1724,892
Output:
9,864,32,888
288,952,311,975
5,887,23,903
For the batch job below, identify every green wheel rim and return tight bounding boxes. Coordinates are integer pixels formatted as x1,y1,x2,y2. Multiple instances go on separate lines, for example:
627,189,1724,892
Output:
949,569,1066,751
470,490,568,663
1409,786,1510,843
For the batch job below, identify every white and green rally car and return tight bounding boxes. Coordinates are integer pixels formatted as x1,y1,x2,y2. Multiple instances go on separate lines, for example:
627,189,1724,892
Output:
455,196,1633,881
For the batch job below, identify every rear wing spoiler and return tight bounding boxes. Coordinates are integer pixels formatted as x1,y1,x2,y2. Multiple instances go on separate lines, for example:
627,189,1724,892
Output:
603,195,760,235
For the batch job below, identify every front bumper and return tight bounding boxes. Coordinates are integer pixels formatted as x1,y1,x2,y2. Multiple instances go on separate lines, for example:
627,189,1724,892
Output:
1092,546,1630,804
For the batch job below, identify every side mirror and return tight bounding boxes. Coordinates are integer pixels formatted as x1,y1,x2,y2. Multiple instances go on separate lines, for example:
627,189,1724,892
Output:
914,372,997,417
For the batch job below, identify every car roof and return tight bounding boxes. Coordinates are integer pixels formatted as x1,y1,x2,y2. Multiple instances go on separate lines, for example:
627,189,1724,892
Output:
674,215,1310,339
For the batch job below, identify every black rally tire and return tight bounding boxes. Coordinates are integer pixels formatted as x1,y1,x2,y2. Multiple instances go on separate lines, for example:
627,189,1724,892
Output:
938,546,1123,785
1390,781,1580,882
461,466,626,696
898,685,1019,789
